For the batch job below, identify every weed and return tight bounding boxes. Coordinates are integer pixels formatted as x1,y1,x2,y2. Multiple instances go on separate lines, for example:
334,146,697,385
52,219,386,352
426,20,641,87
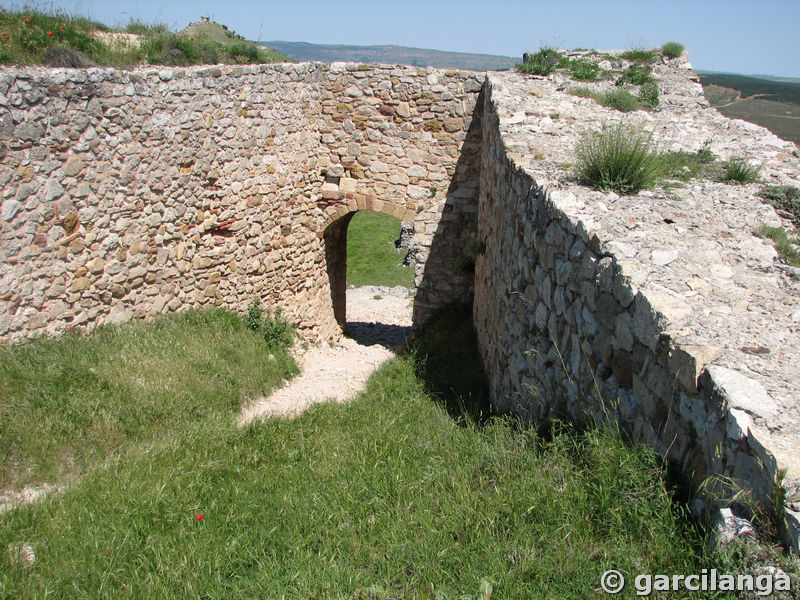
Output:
661,41,685,59
654,150,711,182
620,48,657,63
616,64,655,86
568,59,599,81
567,86,595,99
550,112,560,119
517,47,562,76
595,88,641,112
575,122,659,194
757,185,800,225
245,297,296,348
262,307,296,349
720,155,761,184
245,297,263,331
697,139,716,164
756,225,800,266
638,81,659,107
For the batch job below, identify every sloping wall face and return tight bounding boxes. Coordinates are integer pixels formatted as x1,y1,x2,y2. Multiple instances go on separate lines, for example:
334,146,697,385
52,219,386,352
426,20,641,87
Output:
474,67,800,551
0,63,483,342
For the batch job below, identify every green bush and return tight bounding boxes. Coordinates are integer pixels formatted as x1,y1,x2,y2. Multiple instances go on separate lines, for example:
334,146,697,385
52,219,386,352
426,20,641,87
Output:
567,86,595,98
575,123,659,194
758,185,800,225
661,41,685,59
756,225,800,266
720,155,761,184
638,82,659,107
246,297,263,332
245,298,296,349
596,89,641,112
617,65,655,86
517,47,562,76
568,59,600,81
620,48,657,63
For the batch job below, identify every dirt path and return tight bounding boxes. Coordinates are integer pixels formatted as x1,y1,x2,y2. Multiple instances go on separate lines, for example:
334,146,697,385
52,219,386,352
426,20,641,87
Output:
238,286,413,424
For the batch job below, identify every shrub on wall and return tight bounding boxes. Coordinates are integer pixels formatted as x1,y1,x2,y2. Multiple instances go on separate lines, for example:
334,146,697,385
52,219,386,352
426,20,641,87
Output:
517,47,562,76
575,123,659,195
720,155,761,184
661,41,685,59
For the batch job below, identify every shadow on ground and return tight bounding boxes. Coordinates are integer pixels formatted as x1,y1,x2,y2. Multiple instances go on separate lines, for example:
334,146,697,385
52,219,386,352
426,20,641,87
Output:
345,321,411,350
404,303,491,424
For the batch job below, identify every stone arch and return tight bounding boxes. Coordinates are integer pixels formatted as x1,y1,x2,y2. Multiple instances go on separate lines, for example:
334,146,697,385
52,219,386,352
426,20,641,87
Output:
322,203,416,331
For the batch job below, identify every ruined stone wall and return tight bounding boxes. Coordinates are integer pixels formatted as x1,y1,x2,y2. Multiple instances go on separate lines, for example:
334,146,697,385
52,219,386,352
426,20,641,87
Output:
0,63,483,343
474,63,800,550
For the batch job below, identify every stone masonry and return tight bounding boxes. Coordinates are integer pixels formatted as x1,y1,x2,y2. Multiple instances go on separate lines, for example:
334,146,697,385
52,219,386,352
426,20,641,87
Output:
474,51,800,550
1,52,799,549
0,63,483,343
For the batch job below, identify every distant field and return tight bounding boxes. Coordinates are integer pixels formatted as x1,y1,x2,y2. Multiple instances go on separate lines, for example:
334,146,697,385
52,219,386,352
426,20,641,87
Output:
700,75,800,145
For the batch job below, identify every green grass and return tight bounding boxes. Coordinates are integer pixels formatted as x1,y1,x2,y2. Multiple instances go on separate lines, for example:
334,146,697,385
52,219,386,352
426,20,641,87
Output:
620,48,657,63
595,88,642,112
758,185,800,225
0,309,297,490
346,211,415,289
756,225,800,267
568,86,650,113
616,65,655,86
652,146,716,182
575,123,660,195
661,41,685,59
3,303,798,597
0,307,722,598
0,7,289,66
720,155,761,184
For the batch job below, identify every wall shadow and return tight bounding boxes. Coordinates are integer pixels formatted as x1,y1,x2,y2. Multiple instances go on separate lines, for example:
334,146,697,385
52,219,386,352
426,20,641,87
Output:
403,304,491,424
345,321,411,350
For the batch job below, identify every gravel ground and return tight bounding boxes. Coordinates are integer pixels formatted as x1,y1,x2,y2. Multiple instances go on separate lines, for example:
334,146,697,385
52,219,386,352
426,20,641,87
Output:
239,286,413,423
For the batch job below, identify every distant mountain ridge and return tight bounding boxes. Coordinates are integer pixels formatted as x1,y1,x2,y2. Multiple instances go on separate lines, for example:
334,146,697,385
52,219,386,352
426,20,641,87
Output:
260,40,517,71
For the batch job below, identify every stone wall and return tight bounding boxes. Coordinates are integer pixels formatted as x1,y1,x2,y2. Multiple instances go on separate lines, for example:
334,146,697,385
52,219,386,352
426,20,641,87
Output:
0,63,483,343
474,59,800,550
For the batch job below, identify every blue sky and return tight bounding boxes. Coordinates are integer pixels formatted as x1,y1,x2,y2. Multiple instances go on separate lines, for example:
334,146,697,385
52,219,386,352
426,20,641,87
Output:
31,0,800,77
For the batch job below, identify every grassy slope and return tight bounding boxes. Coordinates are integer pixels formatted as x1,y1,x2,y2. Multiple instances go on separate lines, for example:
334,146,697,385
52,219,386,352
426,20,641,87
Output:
346,211,415,289
0,309,721,599
0,309,297,490
0,8,289,66
179,19,288,63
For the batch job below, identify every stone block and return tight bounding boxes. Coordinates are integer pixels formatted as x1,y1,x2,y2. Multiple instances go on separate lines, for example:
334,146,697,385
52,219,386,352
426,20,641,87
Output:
667,344,720,393
704,365,779,419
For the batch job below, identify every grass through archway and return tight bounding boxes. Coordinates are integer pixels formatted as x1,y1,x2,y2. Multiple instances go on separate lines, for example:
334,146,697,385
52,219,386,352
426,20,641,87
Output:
346,211,414,289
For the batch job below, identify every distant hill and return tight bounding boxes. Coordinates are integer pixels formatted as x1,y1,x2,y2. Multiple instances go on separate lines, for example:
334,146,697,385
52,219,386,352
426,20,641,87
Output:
260,41,517,71
698,72,800,145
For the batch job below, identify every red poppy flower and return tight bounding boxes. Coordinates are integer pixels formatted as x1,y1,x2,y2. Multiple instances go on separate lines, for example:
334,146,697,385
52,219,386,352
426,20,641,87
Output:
59,26,65,31
24,18,31,23
47,31,54,36
195,513,203,520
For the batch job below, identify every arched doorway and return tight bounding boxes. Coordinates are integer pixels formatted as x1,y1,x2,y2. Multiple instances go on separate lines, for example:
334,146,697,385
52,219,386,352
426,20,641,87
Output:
322,209,414,346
